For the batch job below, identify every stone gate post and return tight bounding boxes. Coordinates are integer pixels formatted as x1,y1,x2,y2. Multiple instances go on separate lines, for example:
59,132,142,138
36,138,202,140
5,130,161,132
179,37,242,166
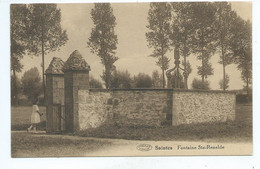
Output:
63,50,91,132
45,57,65,133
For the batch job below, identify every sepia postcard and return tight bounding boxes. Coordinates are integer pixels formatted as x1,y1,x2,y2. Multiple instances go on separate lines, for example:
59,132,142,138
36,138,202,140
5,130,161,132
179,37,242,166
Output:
10,1,252,158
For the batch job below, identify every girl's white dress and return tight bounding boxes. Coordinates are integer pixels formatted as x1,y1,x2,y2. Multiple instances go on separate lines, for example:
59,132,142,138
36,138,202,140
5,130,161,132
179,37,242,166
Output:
31,105,40,124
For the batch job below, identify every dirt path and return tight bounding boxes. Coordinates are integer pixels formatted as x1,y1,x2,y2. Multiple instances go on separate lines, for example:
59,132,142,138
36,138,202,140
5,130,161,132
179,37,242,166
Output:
11,131,252,157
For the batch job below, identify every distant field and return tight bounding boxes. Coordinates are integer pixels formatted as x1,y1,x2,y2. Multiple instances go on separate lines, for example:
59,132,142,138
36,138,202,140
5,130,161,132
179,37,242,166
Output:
11,106,46,130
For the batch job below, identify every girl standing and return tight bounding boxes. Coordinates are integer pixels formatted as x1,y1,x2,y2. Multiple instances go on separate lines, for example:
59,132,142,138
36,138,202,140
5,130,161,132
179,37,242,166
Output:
27,98,43,133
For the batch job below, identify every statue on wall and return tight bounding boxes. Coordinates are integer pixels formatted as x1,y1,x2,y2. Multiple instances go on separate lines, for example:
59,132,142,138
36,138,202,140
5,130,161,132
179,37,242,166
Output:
166,46,187,89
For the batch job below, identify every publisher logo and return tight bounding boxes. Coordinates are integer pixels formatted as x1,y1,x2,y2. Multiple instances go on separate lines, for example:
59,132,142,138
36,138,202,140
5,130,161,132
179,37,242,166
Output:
137,144,153,151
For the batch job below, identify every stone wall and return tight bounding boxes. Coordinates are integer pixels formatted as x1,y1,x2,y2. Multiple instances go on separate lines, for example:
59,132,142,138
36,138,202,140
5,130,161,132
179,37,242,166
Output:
78,89,173,130
78,90,112,130
111,90,172,127
78,89,236,130
172,90,236,126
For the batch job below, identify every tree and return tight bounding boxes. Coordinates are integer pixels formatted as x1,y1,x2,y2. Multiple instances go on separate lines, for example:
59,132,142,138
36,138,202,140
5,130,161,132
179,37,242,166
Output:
89,76,103,89
10,4,29,105
133,73,152,88
214,2,235,91
111,70,132,89
219,74,230,90
26,4,68,102
181,60,192,85
21,67,42,103
88,3,118,89
151,70,163,88
230,16,252,100
170,2,195,88
197,57,214,81
191,78,210,90
11,75,22,105
190,2,217,82
146,2,172,88
169,71,185,89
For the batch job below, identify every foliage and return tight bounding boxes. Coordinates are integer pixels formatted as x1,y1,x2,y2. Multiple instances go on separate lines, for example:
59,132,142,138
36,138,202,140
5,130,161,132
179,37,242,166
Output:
170,2,195,88
11,57,24,74
26,4,68,56
111,70,132,89
241,67,252,86
189,2,217,82
214,2,235,66
181,60,192,77
11,75,22,105
146,2,172,88
21,67,42,103
10,4,29,72
236,94,252,103
169,71,185,89
219,74,230,90
197,57,214,80
191,78,210,90
88,3,118,89
151,70,163,88
26,4,68,100
170,2,194,57
230,17,252,95
10,4,29,104
133,73,152,88
89,76,103,89
214,2,236,90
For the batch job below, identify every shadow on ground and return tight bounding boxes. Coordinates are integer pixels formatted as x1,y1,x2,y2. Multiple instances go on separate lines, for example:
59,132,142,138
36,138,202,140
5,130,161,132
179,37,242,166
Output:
11,121,46,131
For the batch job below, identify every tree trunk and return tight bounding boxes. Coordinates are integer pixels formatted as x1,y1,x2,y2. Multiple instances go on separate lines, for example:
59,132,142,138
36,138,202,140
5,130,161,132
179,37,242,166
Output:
104,63,111,89
246,72,250,103
222,49,226,91
222,50,225,90
201,53,204,83
41,39,46,105
183,51,188,89
162,51,165,88
201,32,205,83
223,63,226,91
221,31,226,91
183,34,188,89
105,67,110,89
12,68,17,105
162,69,165,88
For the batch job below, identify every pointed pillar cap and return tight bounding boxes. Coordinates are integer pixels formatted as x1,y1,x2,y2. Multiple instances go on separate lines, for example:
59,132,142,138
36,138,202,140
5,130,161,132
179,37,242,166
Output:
45,57,65,75
63,50,91,72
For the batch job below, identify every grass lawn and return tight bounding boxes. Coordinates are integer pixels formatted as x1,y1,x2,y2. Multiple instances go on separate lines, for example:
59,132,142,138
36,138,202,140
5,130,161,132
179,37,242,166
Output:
11,132,111,157
11,106,46,130
76,103,252,142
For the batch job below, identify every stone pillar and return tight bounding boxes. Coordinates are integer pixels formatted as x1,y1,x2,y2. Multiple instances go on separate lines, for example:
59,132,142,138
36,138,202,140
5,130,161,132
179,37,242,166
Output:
63,50,91,132
45,57,65,133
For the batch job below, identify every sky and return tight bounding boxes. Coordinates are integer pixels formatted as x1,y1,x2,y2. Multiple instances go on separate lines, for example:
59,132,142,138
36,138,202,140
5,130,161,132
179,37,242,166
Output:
19,2,252,90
